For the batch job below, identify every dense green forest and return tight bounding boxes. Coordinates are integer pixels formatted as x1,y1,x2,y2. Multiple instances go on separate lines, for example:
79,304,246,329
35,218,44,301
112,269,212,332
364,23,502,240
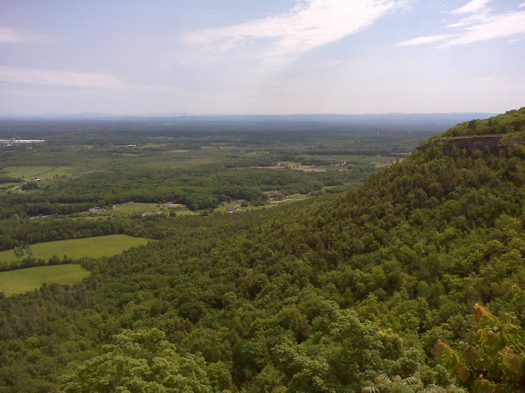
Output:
437,108,525,137
1,110,525,392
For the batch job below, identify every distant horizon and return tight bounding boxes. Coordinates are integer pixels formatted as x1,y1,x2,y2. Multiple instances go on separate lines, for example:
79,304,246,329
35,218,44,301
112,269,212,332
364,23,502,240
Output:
0,110,500,120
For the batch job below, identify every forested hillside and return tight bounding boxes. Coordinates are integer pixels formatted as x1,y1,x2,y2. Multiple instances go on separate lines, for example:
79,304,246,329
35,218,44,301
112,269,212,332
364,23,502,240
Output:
437,108,525,137
1,109,525,392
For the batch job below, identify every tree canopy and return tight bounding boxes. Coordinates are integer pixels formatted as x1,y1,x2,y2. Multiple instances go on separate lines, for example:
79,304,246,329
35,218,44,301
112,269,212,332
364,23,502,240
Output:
1,110,525,392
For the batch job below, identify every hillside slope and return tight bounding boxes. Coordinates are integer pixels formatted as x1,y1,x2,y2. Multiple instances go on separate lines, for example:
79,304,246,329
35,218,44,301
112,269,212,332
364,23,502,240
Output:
1,109,525,392
435,107,525,137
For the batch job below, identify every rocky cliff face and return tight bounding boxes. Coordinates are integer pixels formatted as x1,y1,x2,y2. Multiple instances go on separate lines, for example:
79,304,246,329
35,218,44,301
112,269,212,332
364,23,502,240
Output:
418,134,525,155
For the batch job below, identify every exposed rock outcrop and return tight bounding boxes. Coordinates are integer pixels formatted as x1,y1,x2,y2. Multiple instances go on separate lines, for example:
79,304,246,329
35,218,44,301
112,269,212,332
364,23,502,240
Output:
418,134,525,155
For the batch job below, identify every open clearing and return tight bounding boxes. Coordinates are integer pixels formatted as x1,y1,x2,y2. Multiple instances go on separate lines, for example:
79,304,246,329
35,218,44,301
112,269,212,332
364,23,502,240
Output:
0,234,153,263
112,202,168,215
111,203,196,217
0,264,90,296
1,166,72,180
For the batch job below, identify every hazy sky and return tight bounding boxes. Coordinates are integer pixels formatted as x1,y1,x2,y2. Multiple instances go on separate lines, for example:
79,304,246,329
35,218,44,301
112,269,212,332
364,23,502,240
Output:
1,0,524,115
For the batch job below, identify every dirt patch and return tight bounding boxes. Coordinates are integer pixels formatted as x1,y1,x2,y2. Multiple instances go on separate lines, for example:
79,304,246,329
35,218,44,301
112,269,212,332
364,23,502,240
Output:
296,167,326,172
254,165,326,172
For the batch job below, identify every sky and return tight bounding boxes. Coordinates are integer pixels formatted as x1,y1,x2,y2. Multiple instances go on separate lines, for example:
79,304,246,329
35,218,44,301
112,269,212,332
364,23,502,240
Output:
1,0,524,115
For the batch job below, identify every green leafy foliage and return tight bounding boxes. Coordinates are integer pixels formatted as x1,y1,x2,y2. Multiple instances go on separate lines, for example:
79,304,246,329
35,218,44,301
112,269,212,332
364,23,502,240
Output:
61,328,213,393
274,303,421,392
437,302,525,392
362,374,465,393
436,107,525,137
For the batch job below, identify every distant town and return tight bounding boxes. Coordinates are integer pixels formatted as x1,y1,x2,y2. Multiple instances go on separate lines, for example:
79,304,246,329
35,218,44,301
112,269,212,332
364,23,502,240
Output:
0,138,46,146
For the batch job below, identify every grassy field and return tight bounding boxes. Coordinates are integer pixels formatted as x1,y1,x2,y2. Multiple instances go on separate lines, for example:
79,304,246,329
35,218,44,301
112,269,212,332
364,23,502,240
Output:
1,166,72,180
112,202,166,215
0,182,19,190
0,264,90,296
210,194,309,214
0,234,153,263
310,154,399,167
268,194,309,204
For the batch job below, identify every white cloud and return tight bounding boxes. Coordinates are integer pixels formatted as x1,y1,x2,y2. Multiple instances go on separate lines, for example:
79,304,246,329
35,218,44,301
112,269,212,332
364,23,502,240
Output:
397,34,456,46
0,27,46,43
452,0,491,14
447,12,492,28
0,66,121,88
508,36,525,44
448,0,493,28
397,4,525,48
519,2,525,7
183,0,405,65
442,10,525,46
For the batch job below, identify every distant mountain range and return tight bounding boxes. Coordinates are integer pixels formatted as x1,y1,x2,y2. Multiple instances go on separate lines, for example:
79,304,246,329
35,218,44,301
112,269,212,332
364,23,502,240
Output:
0,112,495,121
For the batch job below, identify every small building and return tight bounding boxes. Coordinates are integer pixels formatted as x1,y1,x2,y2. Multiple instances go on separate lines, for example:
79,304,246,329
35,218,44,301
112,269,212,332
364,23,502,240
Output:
88,207,107,214
226,206,239,213
164,202,183,208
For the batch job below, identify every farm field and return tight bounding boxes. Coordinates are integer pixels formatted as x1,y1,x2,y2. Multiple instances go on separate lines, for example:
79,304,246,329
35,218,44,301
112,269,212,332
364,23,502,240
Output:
0,264,90,296
0,234,153,263
309,154,401,167
1,165,72,180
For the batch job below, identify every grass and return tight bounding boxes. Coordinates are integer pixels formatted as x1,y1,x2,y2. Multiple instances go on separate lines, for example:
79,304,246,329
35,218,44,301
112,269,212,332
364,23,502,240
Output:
1,166,72,180
132,150,221,169
0,234,153,263
112,202,166,215
313,154,398,163
210,194,309,214
0,182,19,190
268,194,309,204
0,264,91,297
68,203,197,220
170,209,198,216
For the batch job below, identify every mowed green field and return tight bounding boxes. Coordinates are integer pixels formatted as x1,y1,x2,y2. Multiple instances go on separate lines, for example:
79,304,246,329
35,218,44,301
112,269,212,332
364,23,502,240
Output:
0,234,153,263
1,165,72,180
112,202,168,215
0,264,91,296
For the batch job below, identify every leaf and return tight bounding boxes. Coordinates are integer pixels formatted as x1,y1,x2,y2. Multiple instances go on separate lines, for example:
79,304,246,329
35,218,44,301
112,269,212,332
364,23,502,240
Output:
473,375,496,393
404,376,423,387
436,340,449,358
502,350,521,374
474,303,486,322
455,364,470,382
463,344,480,363
374,374,391,386
485,329,496,341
